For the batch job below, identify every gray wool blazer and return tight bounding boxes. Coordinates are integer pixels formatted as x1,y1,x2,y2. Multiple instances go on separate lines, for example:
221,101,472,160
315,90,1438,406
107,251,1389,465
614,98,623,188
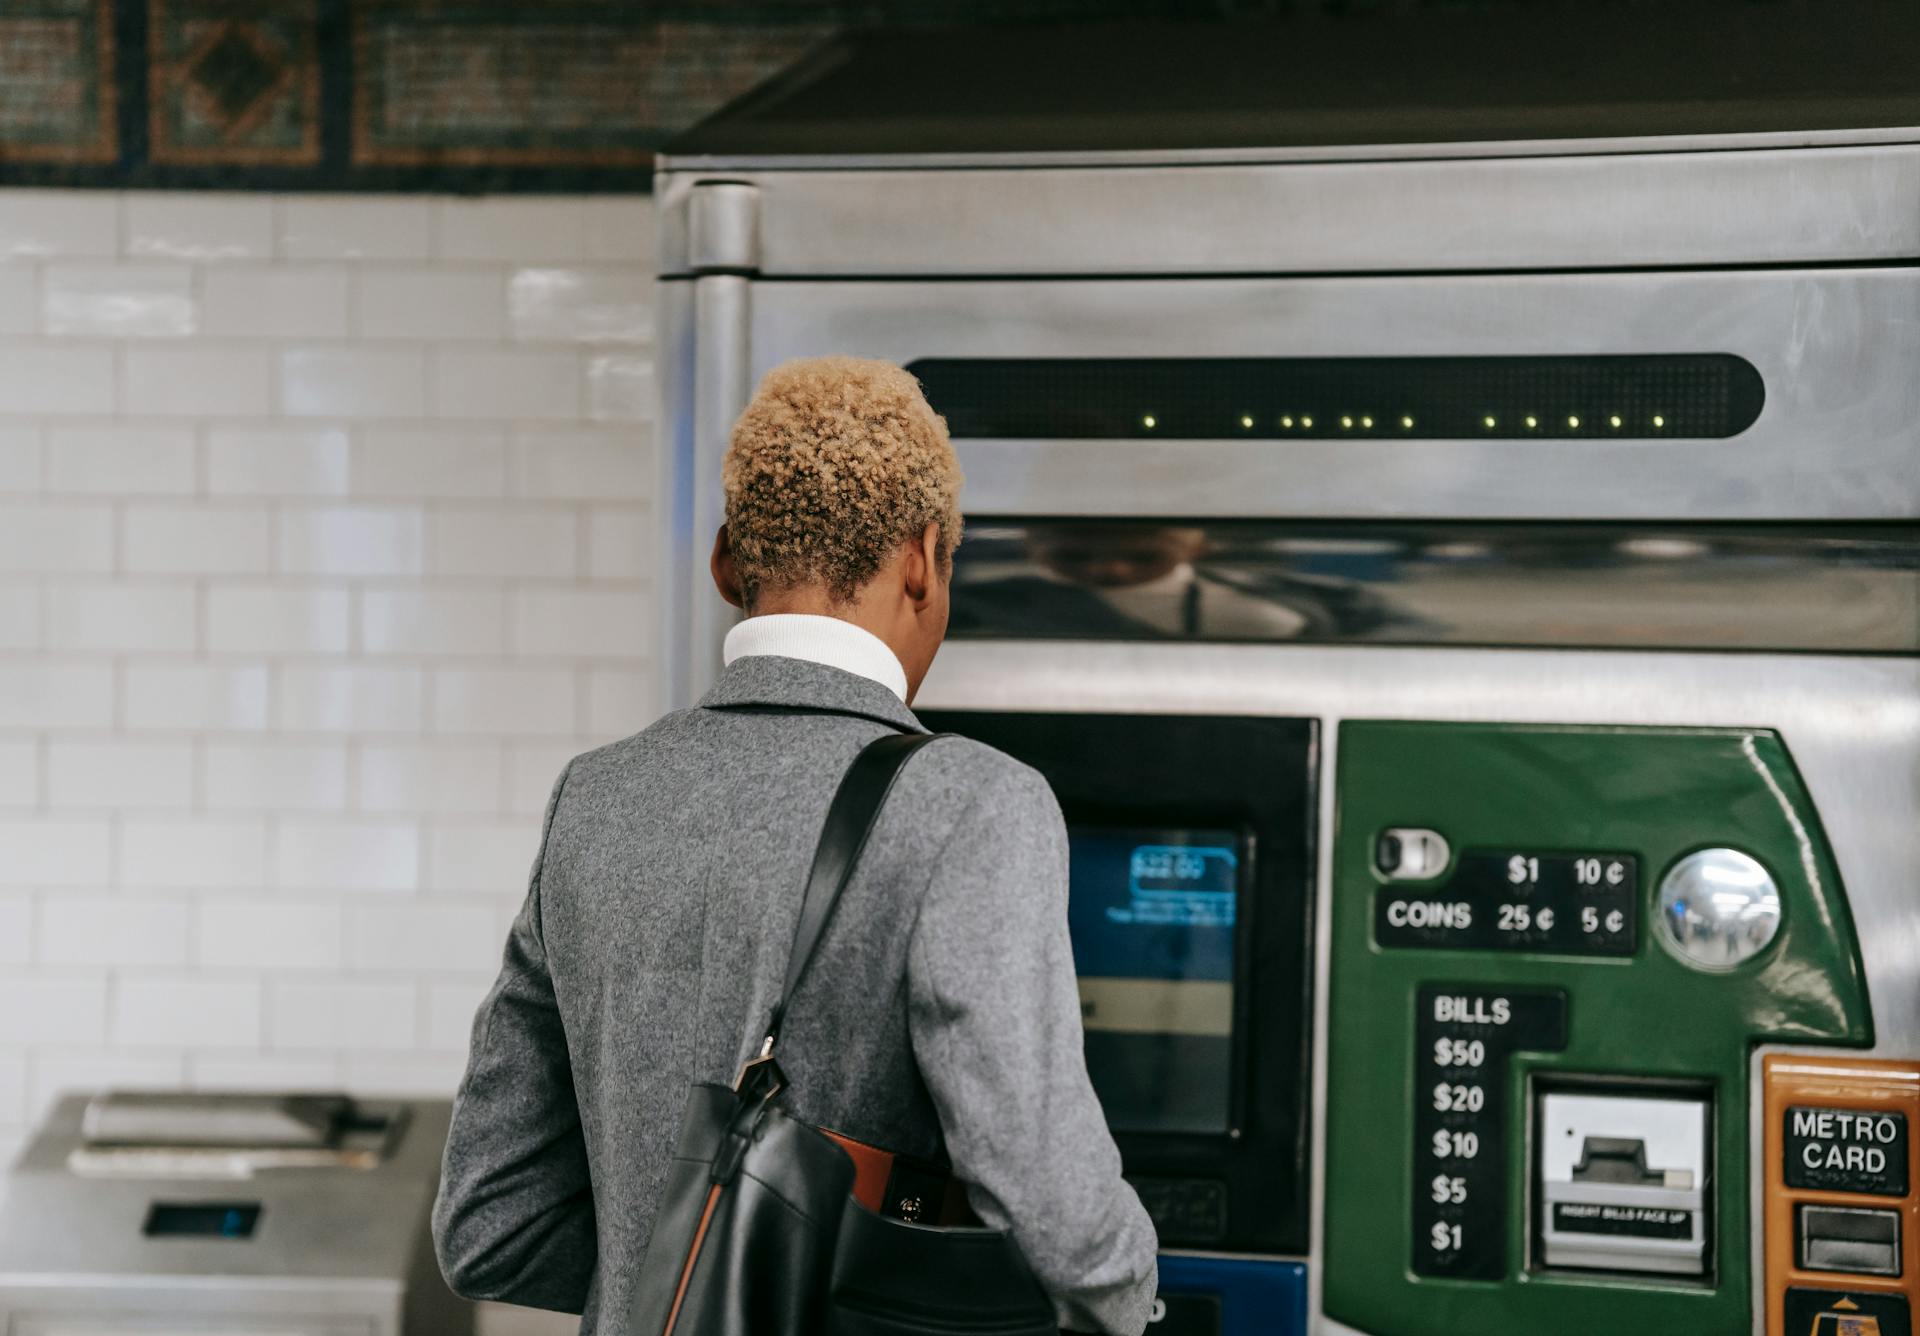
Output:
431,654,1159,1336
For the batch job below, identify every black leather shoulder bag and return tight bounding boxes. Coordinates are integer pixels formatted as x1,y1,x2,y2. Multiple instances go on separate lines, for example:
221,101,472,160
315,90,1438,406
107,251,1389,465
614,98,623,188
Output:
628,731,1058,1336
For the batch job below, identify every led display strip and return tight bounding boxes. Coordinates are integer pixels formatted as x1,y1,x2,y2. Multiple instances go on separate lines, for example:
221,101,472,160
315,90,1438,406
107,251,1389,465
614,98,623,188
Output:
907,355,1764,440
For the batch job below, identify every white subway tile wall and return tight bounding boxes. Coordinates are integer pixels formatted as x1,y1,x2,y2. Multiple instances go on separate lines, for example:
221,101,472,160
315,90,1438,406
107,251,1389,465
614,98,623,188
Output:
0,270,37,336
0,191,658,1159
41,264,197,339
0,426,41,491
125,195,274,263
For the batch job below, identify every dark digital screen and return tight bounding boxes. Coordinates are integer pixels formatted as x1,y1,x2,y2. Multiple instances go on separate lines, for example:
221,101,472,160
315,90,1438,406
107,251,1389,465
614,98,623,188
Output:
1068,826,1240,1135
909,355,1764,440
916,707,1316,1252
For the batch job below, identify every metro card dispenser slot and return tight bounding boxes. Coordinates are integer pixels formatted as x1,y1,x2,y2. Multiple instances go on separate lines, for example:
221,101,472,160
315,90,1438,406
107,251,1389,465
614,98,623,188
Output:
1800,1206,1904,1278
1537,1091,1710,1276
1763,1057,1920,1336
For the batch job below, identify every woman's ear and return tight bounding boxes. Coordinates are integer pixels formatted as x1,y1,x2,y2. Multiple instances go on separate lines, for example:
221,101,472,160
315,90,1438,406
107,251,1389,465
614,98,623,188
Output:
710,524,746,609
903,522,940,608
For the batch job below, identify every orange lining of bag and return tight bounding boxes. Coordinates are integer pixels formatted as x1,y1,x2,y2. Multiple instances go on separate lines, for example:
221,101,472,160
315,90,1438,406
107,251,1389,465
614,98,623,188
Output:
820,1129,979,1225
661,1182,723,1336
822,1128,894,1212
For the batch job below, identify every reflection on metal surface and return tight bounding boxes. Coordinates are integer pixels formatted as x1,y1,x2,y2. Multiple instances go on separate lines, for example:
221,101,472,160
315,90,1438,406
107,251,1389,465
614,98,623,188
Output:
909,356,1764,441
1657,848,1785,972
949,520,1920,654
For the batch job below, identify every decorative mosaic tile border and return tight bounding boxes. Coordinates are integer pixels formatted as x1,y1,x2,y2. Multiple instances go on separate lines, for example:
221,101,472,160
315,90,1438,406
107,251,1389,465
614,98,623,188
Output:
0,0,845,191
148,0,323,169
1,0,1578,193
0,0,118,166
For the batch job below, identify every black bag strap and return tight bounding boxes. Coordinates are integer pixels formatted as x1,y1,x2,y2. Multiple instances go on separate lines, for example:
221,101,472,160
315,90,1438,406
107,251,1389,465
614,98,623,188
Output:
762,731,941,1055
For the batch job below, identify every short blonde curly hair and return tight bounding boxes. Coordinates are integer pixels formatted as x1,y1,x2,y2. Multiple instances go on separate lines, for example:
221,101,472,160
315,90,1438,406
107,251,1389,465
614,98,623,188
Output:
722,356,963,606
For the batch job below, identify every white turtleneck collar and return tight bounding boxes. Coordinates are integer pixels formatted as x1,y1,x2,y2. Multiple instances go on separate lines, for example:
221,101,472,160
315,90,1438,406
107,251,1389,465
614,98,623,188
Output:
721,613,910,702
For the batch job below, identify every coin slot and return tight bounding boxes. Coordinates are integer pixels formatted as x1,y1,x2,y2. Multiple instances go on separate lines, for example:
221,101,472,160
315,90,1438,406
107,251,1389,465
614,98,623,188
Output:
1375,828,1450,881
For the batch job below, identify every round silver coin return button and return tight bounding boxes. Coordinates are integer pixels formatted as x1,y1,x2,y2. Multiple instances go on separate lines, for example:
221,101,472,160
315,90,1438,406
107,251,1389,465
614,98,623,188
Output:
1655,847,1781,970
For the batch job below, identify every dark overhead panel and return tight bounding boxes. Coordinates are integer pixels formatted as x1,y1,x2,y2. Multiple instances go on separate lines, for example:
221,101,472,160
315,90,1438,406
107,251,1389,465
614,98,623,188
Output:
667,0,1920,158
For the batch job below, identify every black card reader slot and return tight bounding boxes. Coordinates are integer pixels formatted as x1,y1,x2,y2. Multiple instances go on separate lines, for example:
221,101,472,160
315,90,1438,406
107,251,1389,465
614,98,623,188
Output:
143,1201,261,1238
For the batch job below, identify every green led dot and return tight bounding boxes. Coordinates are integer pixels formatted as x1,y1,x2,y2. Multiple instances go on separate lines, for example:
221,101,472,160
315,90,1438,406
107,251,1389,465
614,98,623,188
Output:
1568,415,1581,429
1240,414,1255,430
1653,413,1666,428
1340,415,1354,430
1142,415,1157,430
1360,415,1374,430
1300,415,1314,429
1525,415,1539,430
1609,415,1623,429
1483,415,1497,430
1280,415,1295,429
1401,415,1415,430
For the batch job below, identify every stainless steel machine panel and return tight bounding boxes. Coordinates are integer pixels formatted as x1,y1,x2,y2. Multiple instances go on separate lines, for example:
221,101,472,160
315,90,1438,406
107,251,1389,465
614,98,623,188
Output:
656,144,1920,278
659,262,1920,707
0,1095,468,1336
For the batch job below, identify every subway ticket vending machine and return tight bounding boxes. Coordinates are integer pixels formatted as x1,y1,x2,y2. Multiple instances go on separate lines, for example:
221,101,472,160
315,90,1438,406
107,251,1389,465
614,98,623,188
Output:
655,9,1920,1334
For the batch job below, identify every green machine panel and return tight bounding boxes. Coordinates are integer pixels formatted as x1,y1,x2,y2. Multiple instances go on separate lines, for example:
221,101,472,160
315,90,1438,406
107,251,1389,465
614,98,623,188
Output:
1324,723,1872,1336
